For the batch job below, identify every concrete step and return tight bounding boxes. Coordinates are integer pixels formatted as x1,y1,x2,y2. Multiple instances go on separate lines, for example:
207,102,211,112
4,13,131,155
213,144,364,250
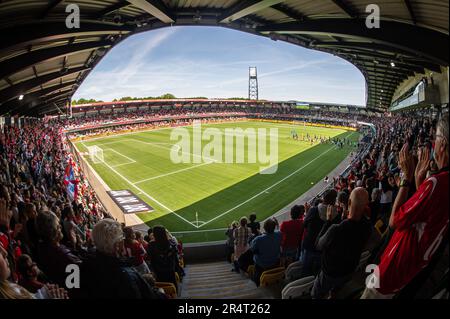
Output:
180,261,279,299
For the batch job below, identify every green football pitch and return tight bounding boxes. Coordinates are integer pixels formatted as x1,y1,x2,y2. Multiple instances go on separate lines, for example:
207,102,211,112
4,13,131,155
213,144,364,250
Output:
75,120,359,243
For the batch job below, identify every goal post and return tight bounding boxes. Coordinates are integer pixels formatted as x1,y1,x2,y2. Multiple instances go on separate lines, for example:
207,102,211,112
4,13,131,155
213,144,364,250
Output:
87,145,104,164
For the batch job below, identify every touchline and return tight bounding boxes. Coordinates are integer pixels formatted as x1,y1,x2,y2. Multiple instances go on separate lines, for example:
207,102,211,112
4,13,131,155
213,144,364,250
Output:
169,120,279,174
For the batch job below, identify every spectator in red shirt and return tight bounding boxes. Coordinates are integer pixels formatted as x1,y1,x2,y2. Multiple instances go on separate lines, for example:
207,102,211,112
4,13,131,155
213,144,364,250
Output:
362,114,449,298
280,205,305,265
123,227,150,275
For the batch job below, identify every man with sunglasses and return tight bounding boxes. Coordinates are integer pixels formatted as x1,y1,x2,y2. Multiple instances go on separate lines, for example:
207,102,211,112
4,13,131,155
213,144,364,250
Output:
362,114,449,298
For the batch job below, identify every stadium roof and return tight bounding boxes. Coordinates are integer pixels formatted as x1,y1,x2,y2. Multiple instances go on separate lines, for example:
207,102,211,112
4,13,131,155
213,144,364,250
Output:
0,0,448,116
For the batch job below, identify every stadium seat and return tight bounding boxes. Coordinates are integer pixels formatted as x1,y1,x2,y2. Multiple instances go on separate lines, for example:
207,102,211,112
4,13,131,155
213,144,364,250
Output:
374,219,388,238
281,276,315,299
356,250,371,272
260,267,285,287
155,282,177,299
285,261,304,282
246,265,255,278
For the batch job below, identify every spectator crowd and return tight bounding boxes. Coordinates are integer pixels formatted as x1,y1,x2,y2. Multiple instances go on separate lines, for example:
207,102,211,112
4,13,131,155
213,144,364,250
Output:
0,106,448,299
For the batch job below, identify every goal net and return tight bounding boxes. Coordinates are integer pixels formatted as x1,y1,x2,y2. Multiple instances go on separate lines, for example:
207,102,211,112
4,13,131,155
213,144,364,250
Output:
87,145,104,164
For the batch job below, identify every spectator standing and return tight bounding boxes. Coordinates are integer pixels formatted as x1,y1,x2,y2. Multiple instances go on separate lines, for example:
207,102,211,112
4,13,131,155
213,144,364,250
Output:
312,187,372,299
123,227,150,275
147,226,178,287
225,221,237,263
301,189,338,276
232,217,251,273
248,213,260,235
280,205,305,264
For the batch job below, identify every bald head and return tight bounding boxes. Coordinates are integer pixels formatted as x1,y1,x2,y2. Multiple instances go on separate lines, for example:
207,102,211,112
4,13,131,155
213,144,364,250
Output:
348,187,369,220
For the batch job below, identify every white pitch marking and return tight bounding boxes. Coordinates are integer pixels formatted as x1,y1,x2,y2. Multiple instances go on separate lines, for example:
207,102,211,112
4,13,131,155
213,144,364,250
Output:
130,138,218,163
104,148,136,164
133,161,213,185
90,149,198,228
198,131,356,228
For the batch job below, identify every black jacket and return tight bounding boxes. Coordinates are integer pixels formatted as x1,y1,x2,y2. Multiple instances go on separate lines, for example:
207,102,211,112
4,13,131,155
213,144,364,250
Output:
302,206,340,252
316,218,372,277
78,252,164,299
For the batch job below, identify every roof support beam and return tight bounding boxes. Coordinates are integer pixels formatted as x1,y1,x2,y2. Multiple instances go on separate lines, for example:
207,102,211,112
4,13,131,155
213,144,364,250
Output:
330,0,358,18
257,19,449,66
219,0,285,23
271,3,305,21
0,41,110,79
29,99,69,117
331,48,443,72
3,81,76,115
345,56,425,74
0,66,89,104
126,0,175,23
0,22,132,57
94,1,131,18
39,0,65,19
404,0,417,25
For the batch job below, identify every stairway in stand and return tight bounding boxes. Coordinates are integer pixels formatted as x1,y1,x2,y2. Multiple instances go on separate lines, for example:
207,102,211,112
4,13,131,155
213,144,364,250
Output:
179,261,279,299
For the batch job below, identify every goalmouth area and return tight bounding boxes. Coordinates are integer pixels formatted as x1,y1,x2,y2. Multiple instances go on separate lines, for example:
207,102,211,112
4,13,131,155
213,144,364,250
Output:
71,120,359,243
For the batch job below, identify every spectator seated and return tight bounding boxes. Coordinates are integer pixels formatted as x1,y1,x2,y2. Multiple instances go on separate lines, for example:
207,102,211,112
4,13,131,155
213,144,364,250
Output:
281,276,315,299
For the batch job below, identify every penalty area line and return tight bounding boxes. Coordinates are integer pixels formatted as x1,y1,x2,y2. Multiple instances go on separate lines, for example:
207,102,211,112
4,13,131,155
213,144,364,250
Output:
89,149,199,229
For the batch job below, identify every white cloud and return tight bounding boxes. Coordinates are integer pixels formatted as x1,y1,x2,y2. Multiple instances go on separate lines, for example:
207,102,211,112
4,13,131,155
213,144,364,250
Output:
73,27,365,105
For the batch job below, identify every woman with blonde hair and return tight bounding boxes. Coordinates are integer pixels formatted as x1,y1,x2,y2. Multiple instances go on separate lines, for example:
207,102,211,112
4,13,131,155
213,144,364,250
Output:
232,217,251,273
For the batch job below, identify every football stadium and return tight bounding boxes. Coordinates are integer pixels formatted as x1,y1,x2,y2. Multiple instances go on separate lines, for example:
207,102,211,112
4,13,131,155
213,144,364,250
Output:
0,0,449,305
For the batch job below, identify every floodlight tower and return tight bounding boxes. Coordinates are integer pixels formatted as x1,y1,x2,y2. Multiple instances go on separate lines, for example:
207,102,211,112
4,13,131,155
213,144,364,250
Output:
249,67,259,100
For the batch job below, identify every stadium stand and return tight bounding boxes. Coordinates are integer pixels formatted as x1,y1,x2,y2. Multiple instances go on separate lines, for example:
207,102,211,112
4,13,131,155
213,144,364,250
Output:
0,105,448,299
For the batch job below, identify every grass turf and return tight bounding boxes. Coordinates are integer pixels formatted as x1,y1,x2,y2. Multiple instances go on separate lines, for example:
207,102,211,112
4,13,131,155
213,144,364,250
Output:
75,120,359,243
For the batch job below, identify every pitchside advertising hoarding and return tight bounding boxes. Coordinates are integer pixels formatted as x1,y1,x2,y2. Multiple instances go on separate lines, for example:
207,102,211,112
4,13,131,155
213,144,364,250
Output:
107,190,154,214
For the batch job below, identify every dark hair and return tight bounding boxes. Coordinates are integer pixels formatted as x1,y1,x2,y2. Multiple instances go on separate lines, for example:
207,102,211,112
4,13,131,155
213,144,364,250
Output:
16,254,33,279
123,227,134,239
249,213,257,222
263,219,276,234
61,205,73,220
337,191,349,206
147,227,153,235
290,205,305,219
153,225,170,250
323,189,337,205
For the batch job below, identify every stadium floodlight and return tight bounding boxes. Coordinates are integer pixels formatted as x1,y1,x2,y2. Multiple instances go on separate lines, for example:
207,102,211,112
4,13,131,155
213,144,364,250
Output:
18,94,24,100
88,145,104,164
390,62,396,67
249,67,258,100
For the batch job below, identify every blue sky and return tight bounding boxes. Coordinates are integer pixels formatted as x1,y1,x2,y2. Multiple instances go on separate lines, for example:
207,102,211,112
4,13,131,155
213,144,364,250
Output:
73,26,365,105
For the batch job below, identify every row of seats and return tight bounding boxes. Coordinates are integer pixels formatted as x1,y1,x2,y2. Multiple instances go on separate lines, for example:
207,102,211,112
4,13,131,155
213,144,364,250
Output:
281,251,371,299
